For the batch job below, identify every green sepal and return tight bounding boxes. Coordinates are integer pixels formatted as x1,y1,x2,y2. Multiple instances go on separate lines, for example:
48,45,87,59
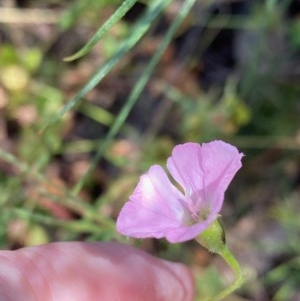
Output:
195,218,226,254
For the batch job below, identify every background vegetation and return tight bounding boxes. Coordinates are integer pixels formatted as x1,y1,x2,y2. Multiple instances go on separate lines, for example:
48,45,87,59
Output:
0,0,299,300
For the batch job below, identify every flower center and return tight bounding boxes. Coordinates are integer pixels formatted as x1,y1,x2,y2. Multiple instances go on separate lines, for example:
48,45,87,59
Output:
185,194,210,224
197,207,210,222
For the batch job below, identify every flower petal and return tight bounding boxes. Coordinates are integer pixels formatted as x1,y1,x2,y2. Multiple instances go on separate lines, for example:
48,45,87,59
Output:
116,165,187,239
167,143,204,194
200,140,243,213
167,141,243,215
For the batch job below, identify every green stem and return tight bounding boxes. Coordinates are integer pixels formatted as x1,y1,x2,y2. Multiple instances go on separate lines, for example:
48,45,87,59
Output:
206,246,244,301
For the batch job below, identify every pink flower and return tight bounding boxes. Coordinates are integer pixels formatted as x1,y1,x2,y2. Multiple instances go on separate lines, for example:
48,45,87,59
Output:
116,141,243,243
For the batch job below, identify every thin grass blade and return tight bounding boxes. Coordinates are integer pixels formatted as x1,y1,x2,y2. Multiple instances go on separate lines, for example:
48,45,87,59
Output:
64,0,138,61
72,0,198,194
41,0,170,133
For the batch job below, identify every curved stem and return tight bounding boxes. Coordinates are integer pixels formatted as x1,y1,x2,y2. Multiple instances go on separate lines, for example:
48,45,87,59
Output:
205,246,244,301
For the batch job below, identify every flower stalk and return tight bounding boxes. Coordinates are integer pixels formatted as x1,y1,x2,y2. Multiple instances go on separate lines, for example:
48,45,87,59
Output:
196,220,244,301
212,246,244,301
